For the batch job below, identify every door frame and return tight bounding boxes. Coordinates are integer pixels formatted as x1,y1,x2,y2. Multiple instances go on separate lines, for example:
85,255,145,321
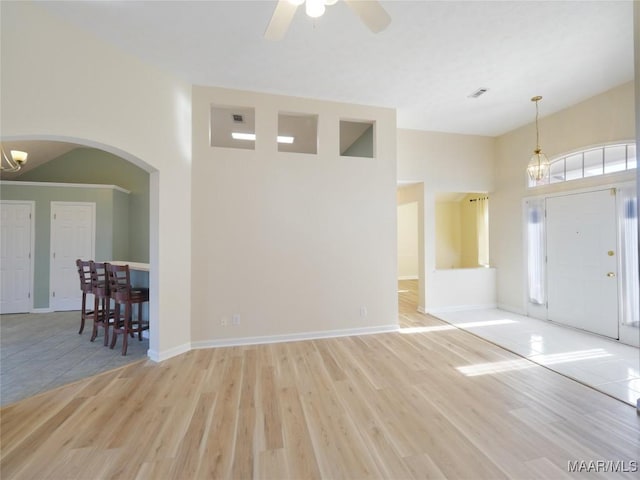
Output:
0,200,35,313
545,188,619,339
49,201,96,311
523,180,638,346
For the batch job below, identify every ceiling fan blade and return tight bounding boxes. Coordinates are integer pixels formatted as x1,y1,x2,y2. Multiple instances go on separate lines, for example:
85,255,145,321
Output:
344,0,391,33
264,0,299,40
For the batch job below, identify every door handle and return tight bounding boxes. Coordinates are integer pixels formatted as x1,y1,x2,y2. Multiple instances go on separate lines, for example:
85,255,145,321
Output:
607,272,616,277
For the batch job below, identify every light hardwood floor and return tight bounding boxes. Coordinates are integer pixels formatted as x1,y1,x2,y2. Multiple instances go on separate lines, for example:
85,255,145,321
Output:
1,282,639,479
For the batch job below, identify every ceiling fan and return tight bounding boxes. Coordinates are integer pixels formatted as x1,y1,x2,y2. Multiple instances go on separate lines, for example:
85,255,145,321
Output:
265,0,391,40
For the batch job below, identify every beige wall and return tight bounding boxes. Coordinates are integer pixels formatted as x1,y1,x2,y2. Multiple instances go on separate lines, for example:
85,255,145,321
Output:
1,2,192,359
460,194,480,267
435,193,486,270
397,200,419,279
435,201,461,269
493,81,635,313
397,130,495,310
191,86,398,344
397,184,423,280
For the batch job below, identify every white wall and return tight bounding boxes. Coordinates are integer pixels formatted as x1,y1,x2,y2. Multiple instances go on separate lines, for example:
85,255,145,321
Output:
493,82,636,314
191,86,398,345
397,130,496,311
1,2,192,360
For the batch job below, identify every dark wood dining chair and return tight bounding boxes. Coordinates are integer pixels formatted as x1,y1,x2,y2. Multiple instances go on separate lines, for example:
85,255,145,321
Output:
89,261,113,346
106,263,149,355
75,259,94,334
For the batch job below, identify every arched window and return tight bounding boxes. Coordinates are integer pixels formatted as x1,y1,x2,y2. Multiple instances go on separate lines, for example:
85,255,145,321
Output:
528,142,636,188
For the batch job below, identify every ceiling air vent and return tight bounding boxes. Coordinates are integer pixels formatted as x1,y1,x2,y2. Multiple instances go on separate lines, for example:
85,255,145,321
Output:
468,88,488,99
232,114,244,123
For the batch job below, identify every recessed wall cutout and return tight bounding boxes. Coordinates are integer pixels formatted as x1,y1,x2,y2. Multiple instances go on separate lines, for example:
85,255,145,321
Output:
211,105,255,150
278,112,318,154
340,120,374,158
435,192,489,269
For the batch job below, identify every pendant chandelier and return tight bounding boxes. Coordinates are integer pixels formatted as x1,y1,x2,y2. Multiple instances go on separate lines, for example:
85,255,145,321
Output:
1,148,28,173
527,95,550,182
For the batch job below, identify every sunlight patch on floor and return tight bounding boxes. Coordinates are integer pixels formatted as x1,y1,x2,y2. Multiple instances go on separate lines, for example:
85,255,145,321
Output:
453,319,517,329
457,358,534,376
399,325,457,334
457,348,614,377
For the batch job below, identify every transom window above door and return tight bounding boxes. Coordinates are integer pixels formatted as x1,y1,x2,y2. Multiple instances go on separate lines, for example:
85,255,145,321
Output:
528,142,636,188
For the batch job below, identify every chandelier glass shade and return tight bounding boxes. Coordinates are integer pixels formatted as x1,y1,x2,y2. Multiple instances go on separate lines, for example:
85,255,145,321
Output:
1,148,28,173
527,95,550,182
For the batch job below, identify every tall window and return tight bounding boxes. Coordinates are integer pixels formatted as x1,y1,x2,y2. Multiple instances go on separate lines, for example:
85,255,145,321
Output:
476,197,489,267
618,185,639,327
529,142,636,188
526,198,546,305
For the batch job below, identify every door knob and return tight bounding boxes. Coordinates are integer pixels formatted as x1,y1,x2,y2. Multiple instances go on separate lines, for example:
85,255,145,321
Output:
607,272,616,277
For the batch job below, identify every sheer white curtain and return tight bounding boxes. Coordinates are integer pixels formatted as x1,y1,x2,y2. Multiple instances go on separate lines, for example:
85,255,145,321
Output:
476,197,489,266
618,185,639,327
526,198,546,305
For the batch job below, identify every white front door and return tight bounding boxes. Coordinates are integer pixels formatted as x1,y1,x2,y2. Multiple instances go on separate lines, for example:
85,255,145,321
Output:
0,201,34,314
546,189,619,339
50,202,95,311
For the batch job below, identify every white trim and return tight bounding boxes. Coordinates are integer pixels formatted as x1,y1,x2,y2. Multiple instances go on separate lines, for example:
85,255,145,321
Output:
192,324,400,350
398,275,419,280
417,305,426,314
0,201,35,313
523,180,635,202
30,308,54,313
497,303,527,316
427,303,497,314
619,324,640,348
0,180,130,194
147,342,191,362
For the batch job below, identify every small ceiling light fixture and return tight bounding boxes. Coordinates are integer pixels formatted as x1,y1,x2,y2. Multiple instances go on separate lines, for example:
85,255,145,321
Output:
527,95,550,182
1,148,28,173
289,0,339,19
231,132,295,144
305,0,326,18
232,132,256,141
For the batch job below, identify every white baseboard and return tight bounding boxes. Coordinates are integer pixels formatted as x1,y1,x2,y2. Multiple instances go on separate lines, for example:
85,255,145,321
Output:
191,324,399,350
427,303,497,314
497,303,527,315
31,308,54,313
147,342,191,362
148,324,403,362
398,276,419,281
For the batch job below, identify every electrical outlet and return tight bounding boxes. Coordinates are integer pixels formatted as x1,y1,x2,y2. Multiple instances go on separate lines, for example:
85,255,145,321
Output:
232,313,241,326
221,317,229,326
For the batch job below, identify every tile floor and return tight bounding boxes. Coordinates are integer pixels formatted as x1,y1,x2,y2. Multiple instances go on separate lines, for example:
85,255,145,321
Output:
0,311,149,406
433,308,640,406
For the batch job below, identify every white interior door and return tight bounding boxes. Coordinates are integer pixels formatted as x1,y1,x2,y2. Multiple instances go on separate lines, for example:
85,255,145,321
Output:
546,189,619,339
0,201,34,314
50,202,95,311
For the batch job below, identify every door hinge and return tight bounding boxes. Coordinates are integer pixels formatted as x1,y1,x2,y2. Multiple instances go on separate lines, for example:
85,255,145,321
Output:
52,291,56,298
28,252,31,259
28,292,31,299
29,213,32,219
53,252,56,259
611,188,617,196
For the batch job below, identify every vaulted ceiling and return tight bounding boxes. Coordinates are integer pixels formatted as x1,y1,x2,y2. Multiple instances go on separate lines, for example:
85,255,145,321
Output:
36,0,633,138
